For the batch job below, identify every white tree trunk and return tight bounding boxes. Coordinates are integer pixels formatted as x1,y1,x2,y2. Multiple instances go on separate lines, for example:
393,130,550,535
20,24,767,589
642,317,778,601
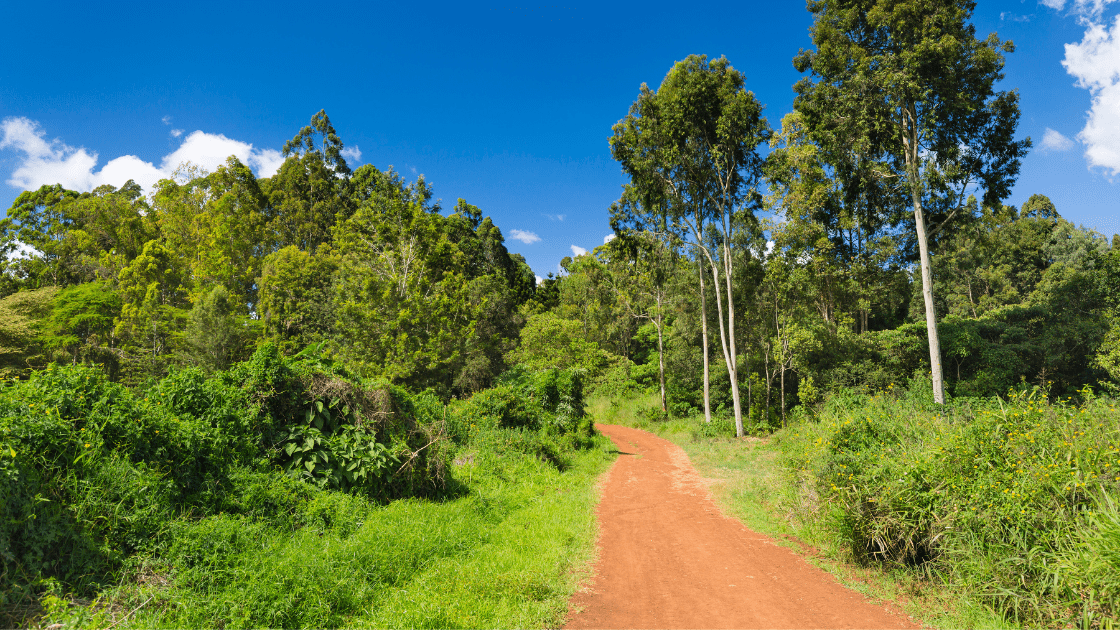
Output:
698,261,712,422
903,105,946,405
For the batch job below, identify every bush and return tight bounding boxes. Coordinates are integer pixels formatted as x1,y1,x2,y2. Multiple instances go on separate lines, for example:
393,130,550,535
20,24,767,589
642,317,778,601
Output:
780,380,1120,625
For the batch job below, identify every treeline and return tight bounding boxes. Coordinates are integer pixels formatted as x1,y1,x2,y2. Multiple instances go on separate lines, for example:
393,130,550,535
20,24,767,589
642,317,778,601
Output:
0,111,535,396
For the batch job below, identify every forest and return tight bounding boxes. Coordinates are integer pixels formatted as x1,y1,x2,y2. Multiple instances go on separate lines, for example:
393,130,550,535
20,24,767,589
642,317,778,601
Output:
2,0,1120,627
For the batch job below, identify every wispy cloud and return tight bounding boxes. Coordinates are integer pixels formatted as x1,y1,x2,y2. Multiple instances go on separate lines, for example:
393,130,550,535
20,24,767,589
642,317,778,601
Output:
570,245,587,257
161,115,172,125
1040,0,1119,16
0,117,286,194
1000,11,1033,21
509,229,541,244
340,145,362,164
1041,127,1075,151
545,213,566,221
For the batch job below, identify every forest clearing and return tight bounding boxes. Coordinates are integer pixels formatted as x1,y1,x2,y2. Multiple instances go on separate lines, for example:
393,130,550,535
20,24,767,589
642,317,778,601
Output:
2,0,1120,628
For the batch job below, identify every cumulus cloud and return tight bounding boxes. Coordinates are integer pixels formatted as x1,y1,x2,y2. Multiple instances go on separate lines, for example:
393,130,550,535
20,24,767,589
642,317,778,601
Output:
1062,13,1120,175
570,245,587,257
0,117,286,194
340,145,362,164
509,229,541,244
603,233,616,244
1041,127,1076,151
535,275,543,285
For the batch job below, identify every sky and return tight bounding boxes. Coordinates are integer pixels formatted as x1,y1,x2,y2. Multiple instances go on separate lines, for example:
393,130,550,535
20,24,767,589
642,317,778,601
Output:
1,0,1117,278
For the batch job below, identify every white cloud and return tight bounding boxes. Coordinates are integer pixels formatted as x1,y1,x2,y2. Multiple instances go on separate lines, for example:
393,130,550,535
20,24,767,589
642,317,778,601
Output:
0,117,287,194
340,145,362,164
603,233,616,244
1062,14,1120,175
161,115,172,125
1041,0,1120,15
1041,127,1076,151
509,229,541,244
570,245,587,257
170,129,183,138
1000,12,1032,21
535,275,543,285
545,213,566,221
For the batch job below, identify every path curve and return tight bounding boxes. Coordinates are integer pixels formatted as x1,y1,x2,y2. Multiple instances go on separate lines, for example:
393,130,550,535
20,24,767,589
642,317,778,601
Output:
564,424,919,630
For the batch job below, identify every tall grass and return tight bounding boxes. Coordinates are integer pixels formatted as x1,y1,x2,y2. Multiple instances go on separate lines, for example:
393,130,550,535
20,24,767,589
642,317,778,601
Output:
780,380,1120,627
3,357,614,629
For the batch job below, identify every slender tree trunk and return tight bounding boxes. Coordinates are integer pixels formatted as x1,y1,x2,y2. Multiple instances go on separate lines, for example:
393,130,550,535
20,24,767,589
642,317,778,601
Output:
902,105,946,404
721,239,744,437
656,302,666,414
698,257,712,422
780,337,789,429
764,342,772,421
703,245,742,437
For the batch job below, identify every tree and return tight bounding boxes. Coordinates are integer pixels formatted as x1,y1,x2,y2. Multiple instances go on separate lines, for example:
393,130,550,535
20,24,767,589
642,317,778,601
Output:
40,281,121,372
607,232,680,414
263,110,355,253
114,239,190,375
258,245,338,354
183,284,250,372
794,0,1031,403
610,54,771,436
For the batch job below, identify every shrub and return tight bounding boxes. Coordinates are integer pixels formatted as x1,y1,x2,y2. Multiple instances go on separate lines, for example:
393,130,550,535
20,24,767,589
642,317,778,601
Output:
780,380,1120,625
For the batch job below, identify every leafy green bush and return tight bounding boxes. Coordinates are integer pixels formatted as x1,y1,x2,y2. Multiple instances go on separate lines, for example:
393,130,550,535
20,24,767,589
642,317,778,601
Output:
780,380,1120,625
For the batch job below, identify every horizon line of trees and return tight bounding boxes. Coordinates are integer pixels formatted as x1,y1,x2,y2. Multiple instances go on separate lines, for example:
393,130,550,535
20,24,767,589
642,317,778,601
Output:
3,0,1119,437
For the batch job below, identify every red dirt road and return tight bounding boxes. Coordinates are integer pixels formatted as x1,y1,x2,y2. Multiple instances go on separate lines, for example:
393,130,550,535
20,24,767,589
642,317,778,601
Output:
564,424,920,630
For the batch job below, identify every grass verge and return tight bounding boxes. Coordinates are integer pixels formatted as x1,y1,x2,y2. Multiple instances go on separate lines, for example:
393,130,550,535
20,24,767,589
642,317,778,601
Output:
30,436,614,629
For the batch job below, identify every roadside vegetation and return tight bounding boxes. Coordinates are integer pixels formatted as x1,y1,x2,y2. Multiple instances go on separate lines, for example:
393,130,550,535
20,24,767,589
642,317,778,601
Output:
1,348,610,628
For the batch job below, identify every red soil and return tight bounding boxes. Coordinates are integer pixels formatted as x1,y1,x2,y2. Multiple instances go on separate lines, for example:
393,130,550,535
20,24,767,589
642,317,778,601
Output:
564,424,921,629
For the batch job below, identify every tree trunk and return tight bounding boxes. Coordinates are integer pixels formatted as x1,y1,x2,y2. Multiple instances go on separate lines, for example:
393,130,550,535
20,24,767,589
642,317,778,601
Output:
698,258,712,422
903,105,946,404
721,239,744,438
657,303,666,414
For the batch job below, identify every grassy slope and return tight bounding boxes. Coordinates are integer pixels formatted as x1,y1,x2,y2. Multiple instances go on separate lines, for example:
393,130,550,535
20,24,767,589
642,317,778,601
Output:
588,393,1009,629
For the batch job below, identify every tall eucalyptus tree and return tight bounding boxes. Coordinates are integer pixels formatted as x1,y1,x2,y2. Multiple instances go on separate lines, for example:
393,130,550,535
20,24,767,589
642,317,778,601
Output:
610,54,771,435
793,0,1030,403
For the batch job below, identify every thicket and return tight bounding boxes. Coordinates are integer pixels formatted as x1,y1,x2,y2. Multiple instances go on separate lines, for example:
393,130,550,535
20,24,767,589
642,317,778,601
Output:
0,343,601,627
775,380,1120,627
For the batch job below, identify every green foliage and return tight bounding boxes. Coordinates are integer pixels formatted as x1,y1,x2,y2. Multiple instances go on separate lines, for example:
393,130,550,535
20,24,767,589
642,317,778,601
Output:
0,286,57,378
182,284,255,372
507,311,618,381
780,382,1120,625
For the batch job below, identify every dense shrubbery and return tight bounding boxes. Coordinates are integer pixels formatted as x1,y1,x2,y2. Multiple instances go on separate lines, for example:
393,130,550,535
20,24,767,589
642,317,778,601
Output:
779,380,1120,626
0,346,602,627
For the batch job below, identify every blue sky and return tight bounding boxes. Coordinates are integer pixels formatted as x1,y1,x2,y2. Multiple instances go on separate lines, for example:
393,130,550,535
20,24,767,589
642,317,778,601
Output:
1,0,1117,277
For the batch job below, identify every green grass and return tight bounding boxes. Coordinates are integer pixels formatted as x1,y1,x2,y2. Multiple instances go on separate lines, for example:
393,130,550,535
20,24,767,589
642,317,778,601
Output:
32,433,615,629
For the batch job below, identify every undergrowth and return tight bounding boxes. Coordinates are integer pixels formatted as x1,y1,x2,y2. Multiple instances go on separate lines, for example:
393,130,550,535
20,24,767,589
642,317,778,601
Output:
781,379,1120,628
1,349,612,629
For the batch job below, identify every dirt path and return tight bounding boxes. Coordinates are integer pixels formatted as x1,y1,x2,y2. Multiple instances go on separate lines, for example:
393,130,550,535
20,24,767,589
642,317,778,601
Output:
564,424,920,630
